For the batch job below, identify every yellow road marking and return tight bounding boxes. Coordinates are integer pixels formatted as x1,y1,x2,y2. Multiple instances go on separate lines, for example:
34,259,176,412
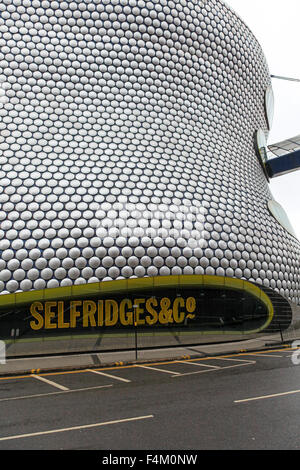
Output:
244,353,283,358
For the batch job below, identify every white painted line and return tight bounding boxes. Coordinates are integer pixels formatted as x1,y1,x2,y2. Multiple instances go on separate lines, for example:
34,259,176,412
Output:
0,385,112,403
136,364,181,375
86,369,131,383
172,362,254,377
31,374,69,391
216,357,256,364
235,389,300,403
0,415,154,442
176,361,220,369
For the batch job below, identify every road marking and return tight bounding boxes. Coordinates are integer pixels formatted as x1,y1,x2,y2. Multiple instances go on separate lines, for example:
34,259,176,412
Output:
136,364,181,375
176,361,220,369
245,353,283,358
31,374,69,391
235,389,300,403
173,361,254,377
0,348,294,383
0,415,154,442
86,369,131,383
215,357,256,363
0,385,113,403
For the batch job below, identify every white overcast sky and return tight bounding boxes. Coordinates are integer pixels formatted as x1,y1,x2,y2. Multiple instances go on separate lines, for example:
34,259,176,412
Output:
226,0,300,240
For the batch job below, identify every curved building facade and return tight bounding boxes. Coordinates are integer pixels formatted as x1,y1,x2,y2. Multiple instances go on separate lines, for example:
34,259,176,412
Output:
0,0,299,351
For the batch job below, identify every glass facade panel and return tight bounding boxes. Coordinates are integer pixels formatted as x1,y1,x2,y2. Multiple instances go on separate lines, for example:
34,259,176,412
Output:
0,282,273,357
268,199,297,238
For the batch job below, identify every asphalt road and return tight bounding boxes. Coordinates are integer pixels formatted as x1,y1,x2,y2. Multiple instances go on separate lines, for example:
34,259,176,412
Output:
0,347,299,452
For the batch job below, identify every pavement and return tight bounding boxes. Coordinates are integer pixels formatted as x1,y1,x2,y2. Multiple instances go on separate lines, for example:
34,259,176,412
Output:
0,331,293,376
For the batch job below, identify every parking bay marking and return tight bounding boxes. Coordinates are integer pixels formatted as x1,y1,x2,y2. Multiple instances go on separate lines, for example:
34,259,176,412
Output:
135,364,181,375
31,374,69,391
172,357,256,377
176,361,220,369
214,357,256,363
86,368,131,383
0,349,283,393
0,415,154,442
